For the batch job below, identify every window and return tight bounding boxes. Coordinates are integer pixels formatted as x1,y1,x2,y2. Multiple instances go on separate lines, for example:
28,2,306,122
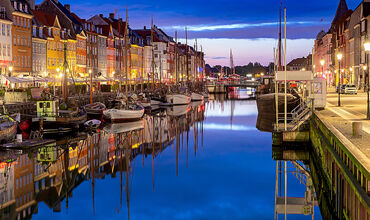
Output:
7,24,10,36
7,45,10,56
32,27,36,36
20,17,22,27
39,28,42,37
3,45,5,57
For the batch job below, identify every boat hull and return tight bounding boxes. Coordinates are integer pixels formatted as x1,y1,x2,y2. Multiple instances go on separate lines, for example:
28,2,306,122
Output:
0,123,16,144
103,108,145,123
166,94,191,105
191,92,204,101
103,120,144,134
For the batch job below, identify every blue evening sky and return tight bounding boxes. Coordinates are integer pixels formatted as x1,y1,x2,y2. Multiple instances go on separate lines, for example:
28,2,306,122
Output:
36,0,362,66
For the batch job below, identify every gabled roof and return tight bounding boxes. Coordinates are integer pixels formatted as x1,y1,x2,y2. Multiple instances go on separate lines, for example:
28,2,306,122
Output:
32,10,60,28
287,57,308,66
49,0,81,26
332,0,349,24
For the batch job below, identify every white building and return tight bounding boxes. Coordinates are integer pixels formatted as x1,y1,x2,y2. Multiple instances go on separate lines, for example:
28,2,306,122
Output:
0,7,12,75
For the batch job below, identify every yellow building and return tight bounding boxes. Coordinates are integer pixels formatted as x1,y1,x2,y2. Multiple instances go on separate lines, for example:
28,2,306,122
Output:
65,38,77,77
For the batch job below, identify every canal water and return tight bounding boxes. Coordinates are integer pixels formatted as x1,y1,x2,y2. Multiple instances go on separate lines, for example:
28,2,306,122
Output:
0,90,323,219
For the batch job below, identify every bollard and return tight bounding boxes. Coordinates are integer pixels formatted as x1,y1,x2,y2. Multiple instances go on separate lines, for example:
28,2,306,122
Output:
352,122,362,138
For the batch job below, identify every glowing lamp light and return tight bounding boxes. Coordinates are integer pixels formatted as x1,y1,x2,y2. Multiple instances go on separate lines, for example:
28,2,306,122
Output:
337,53,343,61
364,66,367,71
56,67,60,72
364,41,370,52
59,73,63,78
350,67,353,72
89,69,92,74
301,68,306,71
8,66,13,72
320,59,325,66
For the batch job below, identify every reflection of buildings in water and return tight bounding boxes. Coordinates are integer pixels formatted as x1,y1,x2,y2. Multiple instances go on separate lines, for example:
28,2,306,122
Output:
274,160,318,219
0,162,15,219
0,103,207,219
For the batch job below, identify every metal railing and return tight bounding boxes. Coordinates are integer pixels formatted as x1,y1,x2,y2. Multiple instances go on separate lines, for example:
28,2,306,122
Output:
275,99,312,131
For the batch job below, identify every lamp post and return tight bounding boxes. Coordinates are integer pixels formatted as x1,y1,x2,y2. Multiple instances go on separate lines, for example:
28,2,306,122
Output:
320,59,325,78
364,41,370,119
337,53,343,107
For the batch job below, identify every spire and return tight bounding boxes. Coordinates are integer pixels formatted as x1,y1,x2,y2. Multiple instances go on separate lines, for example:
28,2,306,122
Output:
332,0,349,24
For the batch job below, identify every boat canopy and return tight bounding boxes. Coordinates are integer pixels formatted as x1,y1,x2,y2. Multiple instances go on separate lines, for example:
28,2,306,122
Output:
275,71,313,82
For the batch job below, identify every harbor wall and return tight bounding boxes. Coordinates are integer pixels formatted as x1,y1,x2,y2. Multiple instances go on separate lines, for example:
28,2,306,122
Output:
310,113,370,219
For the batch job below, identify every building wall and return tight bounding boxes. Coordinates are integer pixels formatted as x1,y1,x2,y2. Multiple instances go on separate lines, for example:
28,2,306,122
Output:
143,45,152,80
12,12,32,75
106,32,115,78
31,38,46,76
66,39,77,77
153,42,167,80
97,35,107,77
76,34,86,75
46,26,64,76
0,18,12,75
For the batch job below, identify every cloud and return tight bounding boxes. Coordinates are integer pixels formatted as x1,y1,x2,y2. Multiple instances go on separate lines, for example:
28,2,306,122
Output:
207,56,227,60
168,21,327,32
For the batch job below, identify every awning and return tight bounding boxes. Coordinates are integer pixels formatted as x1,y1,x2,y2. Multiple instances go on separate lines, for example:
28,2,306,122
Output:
275,71,313,82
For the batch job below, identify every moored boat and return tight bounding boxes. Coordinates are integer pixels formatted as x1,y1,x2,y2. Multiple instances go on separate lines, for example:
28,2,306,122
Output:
32,100,87,133
83,102,106,117
0,115,17,144
191,92,203,101
165,94,191,105
103,101,144,123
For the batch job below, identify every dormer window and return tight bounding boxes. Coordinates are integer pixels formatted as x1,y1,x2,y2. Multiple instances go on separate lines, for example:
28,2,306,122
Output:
48,28,51,36
32,27,36,36
39,28,42,37
25,5,27,13
19,3,22,12
14,1,17,10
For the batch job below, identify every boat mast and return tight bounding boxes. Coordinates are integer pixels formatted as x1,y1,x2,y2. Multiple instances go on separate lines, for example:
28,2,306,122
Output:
118,15,122,94
151,17,155,92
175,31,178,85
125,7,129,96
278,1,282,71
62,42,68,101
89,22,93,106
185,27,189,83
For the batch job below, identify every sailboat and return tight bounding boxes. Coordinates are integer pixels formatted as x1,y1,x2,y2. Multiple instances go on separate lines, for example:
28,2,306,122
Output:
103,8,144,123
33,42,87,133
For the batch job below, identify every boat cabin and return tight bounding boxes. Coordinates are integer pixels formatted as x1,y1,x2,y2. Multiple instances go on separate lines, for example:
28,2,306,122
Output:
36,100,58,118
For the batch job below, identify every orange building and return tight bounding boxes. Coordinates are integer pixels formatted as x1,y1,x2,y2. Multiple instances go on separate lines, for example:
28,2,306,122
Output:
76,30,87,77
11,0,33,76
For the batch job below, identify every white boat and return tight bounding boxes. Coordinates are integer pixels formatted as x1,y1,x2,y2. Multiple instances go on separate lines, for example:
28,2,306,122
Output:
150,99,162,105
103,105,144,123
165,94,191,105
166,105,189,117
103,120,144,134
191,92,204,101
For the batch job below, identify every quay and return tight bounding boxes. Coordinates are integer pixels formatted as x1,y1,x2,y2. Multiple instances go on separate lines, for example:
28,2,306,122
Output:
273,91,370,219
0,92,116,116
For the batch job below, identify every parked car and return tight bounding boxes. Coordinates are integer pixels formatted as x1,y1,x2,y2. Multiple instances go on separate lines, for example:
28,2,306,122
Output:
340,84,357,94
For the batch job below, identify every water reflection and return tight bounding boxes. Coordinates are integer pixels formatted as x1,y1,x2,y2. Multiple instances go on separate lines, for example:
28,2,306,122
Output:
0,94,323,219
0,101,206,220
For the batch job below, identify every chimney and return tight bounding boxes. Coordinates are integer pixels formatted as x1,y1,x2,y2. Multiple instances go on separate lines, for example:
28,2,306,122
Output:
64,4,70,12
144,26,146,30
99,14,103,17
109,13,114,19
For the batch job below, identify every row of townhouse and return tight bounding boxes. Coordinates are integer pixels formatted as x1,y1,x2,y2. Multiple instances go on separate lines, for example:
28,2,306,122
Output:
314,0,370,89
0,0,205,85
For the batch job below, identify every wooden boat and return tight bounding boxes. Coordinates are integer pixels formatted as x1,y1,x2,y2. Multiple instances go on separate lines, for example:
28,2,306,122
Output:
191,92,203,101
0,115,17,144
83,102,106,117
103,100,144,123
32,100,87,133
165,94,191,105
256,93,300,116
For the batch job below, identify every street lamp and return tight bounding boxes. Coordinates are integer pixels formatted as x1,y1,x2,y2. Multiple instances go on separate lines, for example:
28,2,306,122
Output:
8,66,13,77
320,59,325,78
364,41,370,119
337,53,343,106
